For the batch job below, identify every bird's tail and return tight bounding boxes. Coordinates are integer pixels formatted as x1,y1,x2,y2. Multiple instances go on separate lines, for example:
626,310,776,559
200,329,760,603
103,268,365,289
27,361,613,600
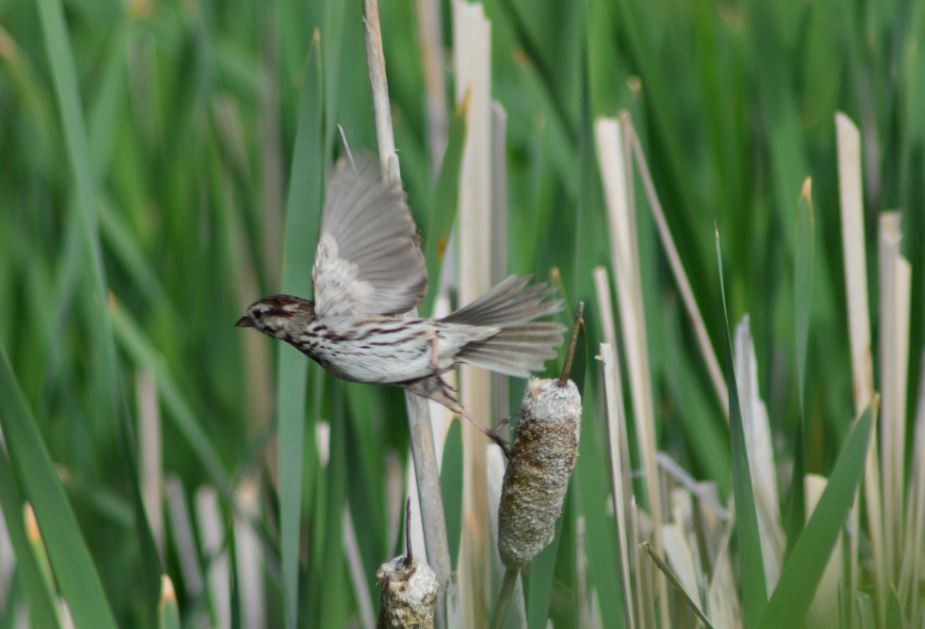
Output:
441,275,565,378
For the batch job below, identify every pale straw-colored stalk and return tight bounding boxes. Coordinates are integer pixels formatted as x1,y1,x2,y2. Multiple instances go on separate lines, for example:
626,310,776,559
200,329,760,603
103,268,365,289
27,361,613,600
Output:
234,479,265,628
363,3,452,622
594,268,633,512
136,370,163,555
877,211,905,581
734,317,784,593
414,0,449,175
195,486,230,629
453,2,494,625
343,507,376,629
595,116,669,626
600,342,636,629
836,111,883,623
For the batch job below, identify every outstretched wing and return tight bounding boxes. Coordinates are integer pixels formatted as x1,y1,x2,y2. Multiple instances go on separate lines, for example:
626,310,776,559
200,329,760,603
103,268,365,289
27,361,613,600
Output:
312,154,427,321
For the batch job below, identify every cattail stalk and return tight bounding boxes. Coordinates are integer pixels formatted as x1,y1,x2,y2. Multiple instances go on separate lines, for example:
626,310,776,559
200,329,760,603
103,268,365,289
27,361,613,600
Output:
493,305,583,628
363,3,452,623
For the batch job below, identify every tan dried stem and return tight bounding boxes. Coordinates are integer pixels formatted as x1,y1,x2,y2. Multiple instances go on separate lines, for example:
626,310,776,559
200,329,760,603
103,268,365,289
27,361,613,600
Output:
363,2,451,623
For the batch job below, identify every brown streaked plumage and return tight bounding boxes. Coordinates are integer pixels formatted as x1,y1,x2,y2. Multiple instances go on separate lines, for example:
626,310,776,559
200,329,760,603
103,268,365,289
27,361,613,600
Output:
236,153,564,415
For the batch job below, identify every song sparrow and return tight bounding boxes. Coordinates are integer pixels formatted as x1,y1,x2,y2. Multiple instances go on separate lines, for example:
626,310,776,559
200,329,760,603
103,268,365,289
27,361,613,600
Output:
236,154,564,415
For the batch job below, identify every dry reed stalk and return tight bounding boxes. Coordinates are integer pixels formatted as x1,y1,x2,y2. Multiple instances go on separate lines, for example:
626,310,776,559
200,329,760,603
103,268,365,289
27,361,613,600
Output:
344,507,376,629
234,479,265,628
136,370,162,554
594,268,634,512
414,0,449,175
195,486,230,629
706,523,740,628
593,267,618,350
623,118,728,418
595,116,669,626
600,342,636,629
630,498,650,629
734,317,784,593
364,2,452,620
453,2,494,625
878,211,905,581
836,111,883,623
490,103,510,429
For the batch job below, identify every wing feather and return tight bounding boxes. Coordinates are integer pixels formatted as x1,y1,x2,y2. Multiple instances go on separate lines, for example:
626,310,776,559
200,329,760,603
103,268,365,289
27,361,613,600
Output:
312,154,427,320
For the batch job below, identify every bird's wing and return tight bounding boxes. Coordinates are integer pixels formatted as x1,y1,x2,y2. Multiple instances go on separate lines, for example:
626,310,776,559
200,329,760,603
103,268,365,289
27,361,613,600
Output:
312,154,427,320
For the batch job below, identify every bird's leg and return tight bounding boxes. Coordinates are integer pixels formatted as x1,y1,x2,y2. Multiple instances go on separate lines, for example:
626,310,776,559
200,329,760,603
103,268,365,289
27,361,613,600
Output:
460,409,512,459
489,414,515,460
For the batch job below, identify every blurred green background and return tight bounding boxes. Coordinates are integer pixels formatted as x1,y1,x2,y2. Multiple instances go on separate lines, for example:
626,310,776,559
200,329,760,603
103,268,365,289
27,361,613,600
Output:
0,0,923,626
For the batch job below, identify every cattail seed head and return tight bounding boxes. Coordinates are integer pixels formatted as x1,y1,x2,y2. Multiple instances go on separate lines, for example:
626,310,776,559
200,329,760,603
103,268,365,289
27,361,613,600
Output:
498,377,582,568
376,555,439,628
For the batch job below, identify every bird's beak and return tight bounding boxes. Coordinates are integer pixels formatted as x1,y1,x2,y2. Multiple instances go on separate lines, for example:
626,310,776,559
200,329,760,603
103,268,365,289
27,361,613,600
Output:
235,314,254,328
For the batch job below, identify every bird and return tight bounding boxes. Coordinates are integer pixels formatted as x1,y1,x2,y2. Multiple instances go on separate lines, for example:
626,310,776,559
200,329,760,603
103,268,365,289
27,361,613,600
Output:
236,153,564,417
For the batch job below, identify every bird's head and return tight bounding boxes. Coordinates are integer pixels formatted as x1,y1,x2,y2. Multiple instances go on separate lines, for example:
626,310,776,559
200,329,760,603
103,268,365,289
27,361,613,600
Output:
236,295,315,340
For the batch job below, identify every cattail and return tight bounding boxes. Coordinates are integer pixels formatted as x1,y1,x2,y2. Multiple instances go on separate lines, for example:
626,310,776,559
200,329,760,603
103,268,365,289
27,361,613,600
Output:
497,303,584,569
377,500,439,628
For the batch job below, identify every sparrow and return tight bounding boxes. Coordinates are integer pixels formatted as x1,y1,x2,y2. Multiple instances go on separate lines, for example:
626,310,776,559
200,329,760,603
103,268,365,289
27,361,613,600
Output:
236,154,564,415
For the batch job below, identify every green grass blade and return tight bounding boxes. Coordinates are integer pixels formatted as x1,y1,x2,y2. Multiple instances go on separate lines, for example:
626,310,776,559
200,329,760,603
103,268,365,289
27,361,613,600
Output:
758,400,875,628
35,0,164,610
35,0,119,418
316,391,348,628
440,420,463,567
110,304,233,495
158,576,181,629
575,376,624,624
526,519,564,629
794,179,814,412
785,180,814,553
0,348,117,629
278,31,325,629
715,225,768,625
0,449,60,628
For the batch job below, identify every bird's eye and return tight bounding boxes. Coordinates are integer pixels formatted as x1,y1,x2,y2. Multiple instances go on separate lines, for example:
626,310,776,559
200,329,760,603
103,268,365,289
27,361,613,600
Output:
254,310,263,319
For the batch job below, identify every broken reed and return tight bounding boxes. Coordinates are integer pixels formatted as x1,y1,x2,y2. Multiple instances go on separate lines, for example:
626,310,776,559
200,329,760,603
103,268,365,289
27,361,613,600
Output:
377,500,439,629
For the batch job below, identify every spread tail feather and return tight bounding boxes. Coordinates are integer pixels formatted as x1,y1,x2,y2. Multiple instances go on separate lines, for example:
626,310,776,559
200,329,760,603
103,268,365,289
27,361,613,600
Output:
442,275,565,378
